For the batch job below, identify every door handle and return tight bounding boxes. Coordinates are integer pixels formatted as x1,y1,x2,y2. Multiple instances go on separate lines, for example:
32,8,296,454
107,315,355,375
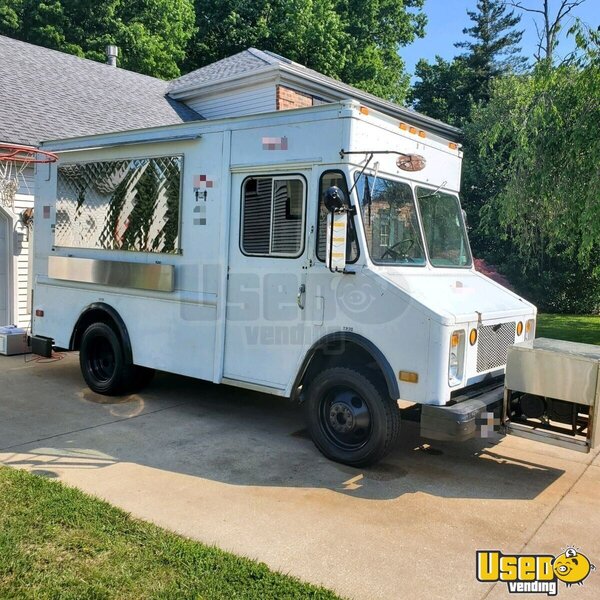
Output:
297,284,306,310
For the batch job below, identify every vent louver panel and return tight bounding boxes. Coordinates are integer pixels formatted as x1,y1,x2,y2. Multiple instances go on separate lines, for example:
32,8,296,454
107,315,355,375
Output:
477,322,516,372
271,180,303,255
242,178,272,255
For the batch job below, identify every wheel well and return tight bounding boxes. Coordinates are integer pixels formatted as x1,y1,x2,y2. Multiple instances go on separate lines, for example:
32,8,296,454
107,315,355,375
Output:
70,304,132,363
296,337,397,402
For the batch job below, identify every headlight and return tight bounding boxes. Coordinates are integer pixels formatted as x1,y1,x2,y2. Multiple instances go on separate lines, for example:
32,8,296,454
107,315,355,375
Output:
449,330,466,387
525,318,535,341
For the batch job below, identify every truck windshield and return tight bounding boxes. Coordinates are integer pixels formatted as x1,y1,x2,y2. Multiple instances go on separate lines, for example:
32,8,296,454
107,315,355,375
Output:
415,187,472,267
354,173,426,265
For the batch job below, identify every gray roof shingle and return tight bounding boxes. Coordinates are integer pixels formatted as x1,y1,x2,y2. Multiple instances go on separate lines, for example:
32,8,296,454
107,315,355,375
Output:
0,35,202,146
169,48,460,137
168,49,275,93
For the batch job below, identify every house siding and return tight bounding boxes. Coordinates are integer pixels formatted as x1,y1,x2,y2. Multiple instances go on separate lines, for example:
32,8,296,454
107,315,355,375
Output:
3,166,35,328
184,84,276,119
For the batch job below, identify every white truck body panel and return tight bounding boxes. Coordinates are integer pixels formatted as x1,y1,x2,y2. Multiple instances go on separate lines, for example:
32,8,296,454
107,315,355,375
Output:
32,101,536,406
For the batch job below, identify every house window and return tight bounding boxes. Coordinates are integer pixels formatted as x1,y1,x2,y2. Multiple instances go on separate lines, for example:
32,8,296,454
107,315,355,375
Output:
379,219,390,248
241,176,306,257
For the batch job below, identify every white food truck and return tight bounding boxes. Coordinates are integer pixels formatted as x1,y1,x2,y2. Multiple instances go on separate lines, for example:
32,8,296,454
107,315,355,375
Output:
32,99,585,466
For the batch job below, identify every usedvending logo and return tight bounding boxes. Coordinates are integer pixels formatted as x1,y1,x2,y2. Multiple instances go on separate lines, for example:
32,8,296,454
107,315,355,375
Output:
476,547,595,595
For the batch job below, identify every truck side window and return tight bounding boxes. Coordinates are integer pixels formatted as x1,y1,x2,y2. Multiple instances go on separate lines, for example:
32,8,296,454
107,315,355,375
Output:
241,176,306,257
316,171,359,263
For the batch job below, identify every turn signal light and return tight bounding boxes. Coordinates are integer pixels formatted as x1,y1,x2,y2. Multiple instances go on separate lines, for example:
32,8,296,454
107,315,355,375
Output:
469,328,477,345
451,332,460,348
525,318,535,340
399,371,419,384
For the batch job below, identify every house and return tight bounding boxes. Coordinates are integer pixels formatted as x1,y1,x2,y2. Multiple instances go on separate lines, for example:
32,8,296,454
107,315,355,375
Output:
0,36,200,329
0,35,458,330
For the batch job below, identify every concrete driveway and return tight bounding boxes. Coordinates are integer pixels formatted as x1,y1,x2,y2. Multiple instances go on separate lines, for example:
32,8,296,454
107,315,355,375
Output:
1,352,599,600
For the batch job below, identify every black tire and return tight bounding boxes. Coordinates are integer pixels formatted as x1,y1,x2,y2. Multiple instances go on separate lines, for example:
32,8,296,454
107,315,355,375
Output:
79,322,137,396
132,365,155,391
304,367,401,467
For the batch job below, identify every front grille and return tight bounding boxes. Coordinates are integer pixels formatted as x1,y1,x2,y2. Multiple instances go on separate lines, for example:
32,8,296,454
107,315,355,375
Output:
476,322,516,372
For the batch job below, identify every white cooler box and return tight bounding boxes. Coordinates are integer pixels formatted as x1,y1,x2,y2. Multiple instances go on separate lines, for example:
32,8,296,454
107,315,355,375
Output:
0,327,30,356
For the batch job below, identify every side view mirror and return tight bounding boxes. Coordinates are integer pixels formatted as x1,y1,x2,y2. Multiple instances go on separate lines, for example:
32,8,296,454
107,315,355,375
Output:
324,186,346,212
324,186,348,272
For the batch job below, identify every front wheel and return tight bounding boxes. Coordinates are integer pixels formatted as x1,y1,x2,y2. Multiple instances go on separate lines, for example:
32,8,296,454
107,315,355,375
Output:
304,367,401,466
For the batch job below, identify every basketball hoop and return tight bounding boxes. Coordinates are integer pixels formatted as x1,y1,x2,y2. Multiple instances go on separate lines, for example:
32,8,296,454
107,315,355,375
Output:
0,143,58,210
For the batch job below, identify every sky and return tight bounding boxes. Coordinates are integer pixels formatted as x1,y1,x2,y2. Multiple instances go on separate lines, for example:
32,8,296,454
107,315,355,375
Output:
401,0,600,77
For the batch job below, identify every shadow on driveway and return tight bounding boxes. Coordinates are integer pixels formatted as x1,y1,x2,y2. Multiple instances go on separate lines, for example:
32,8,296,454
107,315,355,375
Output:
1,355,564,502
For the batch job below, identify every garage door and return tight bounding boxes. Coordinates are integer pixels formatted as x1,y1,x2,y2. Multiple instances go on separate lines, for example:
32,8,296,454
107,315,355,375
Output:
0,212,9,326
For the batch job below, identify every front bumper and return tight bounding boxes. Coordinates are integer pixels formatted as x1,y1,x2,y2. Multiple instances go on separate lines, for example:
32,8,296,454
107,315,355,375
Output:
420,381,504,442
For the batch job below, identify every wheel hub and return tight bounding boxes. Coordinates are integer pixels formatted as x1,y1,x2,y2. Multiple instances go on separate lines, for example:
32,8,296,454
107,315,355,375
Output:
329,402,355,433
320,387,372,451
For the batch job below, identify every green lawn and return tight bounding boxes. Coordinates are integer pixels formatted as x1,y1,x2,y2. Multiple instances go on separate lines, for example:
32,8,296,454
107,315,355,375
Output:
0,467,341,600
537,313,600,345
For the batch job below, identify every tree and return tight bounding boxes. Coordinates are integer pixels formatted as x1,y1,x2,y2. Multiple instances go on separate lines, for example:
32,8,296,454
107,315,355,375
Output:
411,0,524,123
410,56,472,126
186,0,426,103
457,0,526,77
0,0,196,79
337,0,427,102
463,37,600,312
510,0,588,63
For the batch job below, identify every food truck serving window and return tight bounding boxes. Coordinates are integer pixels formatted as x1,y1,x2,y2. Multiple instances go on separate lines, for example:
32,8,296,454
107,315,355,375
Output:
55,156,183,254
241,176,306,257
415,187,472,268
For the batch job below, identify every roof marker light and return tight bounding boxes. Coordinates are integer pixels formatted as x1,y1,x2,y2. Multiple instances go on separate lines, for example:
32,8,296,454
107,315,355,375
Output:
359,106,369,115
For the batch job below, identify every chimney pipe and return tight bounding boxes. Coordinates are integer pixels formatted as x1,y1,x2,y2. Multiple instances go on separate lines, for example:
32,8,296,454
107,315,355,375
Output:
106,45,119,67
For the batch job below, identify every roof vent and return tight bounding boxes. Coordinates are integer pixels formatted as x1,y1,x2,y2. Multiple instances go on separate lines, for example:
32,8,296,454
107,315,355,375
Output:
106,45,119,67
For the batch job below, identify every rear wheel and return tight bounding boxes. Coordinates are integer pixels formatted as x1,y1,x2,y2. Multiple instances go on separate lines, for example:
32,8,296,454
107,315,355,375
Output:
304,367,401,466
79,322,152,395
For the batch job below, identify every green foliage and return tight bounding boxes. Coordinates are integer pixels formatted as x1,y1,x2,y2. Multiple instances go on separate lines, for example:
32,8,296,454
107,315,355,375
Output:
411,0,523,124
0,467,341,599
456,0,526,76
463,48,600,313
410,56,472,126
0,0,195,79
187,0,426,102
537,313,600,345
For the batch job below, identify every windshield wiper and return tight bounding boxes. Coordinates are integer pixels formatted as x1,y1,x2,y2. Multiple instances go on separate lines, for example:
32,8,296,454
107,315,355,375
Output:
347,152,374,198
417,180,448,200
